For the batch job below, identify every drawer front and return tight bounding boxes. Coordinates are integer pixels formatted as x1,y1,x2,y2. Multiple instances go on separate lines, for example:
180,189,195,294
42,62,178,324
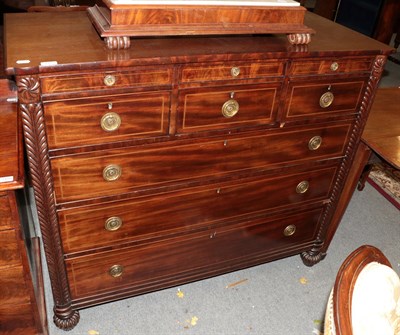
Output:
0,95,19,184
0,304,38,335
52,123,352,202
0,229,20,267
0,264,30,305
40,66,173,94
66,208,323,299
177,84,280,133
59,166,337,254
180,61,285,83
284,79,367,121
289,57,374,75
45,92,171,149
0,193,13,230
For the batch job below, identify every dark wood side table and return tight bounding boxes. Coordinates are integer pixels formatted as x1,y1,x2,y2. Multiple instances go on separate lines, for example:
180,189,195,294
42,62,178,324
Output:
362,87,400,169
357,87,400,190
0,79,48,335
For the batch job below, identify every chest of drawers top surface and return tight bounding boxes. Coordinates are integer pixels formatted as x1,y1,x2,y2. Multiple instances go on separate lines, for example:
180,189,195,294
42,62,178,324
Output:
4,11,393,74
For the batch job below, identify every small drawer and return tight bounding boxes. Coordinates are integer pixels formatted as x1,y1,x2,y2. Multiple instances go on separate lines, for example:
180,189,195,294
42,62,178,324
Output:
0,229,21,267
66,207,323,300
180,61,285,83
289,57,374,75
283,78,368,121
51,122,351,203
40,66,173,94
59,166,337,254
0,264,31,305
0,193,13,230
44,91,171,149
177,84,281,133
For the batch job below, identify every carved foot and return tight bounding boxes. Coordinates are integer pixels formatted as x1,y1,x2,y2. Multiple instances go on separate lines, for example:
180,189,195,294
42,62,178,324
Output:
300,249,326,267
287,33,311,45
105,36,131,50
54,306,80,330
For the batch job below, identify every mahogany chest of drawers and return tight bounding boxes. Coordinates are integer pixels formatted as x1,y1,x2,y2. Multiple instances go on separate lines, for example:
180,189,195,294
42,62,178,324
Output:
0,80,47,334
3,11,393,330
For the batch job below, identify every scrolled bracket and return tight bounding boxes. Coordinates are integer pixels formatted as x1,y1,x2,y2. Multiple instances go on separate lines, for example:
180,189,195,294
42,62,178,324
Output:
287,33,312,45
105,36,131,50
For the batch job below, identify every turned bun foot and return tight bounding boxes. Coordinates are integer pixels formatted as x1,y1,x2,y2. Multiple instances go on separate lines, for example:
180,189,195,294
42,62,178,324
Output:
54,307,80,330
301,249,327,267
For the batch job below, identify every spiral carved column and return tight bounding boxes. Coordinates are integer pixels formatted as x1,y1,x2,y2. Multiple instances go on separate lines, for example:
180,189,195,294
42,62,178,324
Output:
17,75,80,330
301,55,387,266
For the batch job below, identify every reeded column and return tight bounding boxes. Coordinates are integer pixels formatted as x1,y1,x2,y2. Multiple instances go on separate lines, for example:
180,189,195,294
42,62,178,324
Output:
17,75,80,330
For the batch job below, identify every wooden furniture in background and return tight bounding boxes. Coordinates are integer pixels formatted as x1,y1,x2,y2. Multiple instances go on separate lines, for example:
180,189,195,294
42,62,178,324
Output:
323,0,400,45
0,80,47,334
362,87,400,170
313,0,340,21
356,87,400,191
4,11,393,331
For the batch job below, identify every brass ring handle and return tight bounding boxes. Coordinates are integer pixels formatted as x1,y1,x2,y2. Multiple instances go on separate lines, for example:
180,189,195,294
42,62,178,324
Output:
330,62,339,71
109,264,124,277
283,224,296,237
101,112,121,132
103,164,122,182
320,91,334,108
104,74,116,87
222,99,239,118
296,181,309,194
308,136,322,151
231,67,240,77
105,217,123,231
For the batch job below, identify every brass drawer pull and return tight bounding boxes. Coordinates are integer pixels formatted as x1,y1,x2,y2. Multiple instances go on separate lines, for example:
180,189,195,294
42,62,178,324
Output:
104,74,116,87
330,62,339,71
103,164,122,182
105,216,123,231
296,180,309,194
231,67,240,77
320,91,334,108
109,264,124,278
283,224,296,237
101,112,121,132
222,92,239,118
308,136,322,151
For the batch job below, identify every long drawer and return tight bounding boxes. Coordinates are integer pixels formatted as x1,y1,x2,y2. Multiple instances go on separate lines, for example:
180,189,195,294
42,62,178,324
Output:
51,122,352,203
44,91,171,149
66,207,323,300
59,166,337,254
